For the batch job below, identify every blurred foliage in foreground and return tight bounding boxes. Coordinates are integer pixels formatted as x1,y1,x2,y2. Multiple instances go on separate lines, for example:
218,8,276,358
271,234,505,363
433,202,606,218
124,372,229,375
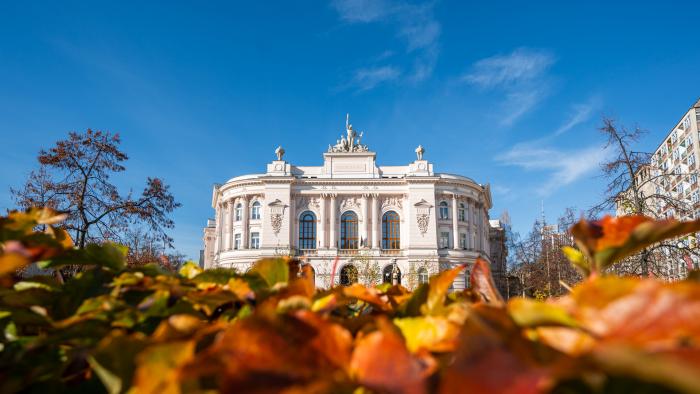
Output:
1,208,700,393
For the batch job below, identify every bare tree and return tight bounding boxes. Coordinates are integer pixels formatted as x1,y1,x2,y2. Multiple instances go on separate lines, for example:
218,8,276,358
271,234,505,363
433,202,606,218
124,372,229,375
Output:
11,129,180,249
591,117,699,278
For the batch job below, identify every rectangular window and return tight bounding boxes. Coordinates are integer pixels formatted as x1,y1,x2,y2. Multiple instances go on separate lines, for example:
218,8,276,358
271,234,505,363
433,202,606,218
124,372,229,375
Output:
691,174,698,184
689,154,696,166
460,233,467,249
693,191,700,204
440,231,450,249
250,232,260,249
234,234,241,250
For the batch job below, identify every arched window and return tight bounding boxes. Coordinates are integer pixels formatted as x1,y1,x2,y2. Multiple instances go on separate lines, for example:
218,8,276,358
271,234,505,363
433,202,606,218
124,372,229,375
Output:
381,211,400,250
340,211,359,249
235,204,242,221
382,264,401,285
340,264,358,286
458,203,466,221
251,201,261,220
418,267,429,285
298,211,317,250
439,201,449,219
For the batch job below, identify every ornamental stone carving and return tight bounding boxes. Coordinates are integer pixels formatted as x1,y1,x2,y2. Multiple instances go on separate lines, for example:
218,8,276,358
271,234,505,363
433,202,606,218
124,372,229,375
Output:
381,196,403,211
340,196,360,212
267,199,287,236
414,199,433,236
296,196,320,212
327,114,369,153
270,214,283,235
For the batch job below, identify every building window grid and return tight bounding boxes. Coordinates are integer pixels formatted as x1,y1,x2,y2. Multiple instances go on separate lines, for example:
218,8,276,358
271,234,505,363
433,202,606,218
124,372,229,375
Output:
250,232,260,249
298,211,317,250
381,211,401,250
251,201,261,220
417,267,429,285
439,201,449,219
340,211,359,250
439,231,450,249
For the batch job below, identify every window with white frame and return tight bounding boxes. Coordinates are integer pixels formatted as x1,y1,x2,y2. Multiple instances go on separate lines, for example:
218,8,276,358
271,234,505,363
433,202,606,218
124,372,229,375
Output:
460,233,467,249
250,232,260,249
234,234,241,250
675,166,682,175
458,203,466,221
671,132,677,143
251,201,261,220
693,191,700,204
689,154,696,166
439,201,449,219
418,268,429,285
691,174,698,184
235,204,242,221
673,148,679,160
682,116,691,130
439,231,450,249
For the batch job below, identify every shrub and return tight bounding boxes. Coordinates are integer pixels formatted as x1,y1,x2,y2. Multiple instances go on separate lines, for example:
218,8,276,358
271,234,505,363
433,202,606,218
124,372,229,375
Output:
1,208,699,393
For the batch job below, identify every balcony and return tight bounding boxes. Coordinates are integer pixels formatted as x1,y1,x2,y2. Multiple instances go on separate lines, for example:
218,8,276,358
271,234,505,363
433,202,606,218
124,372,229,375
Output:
380,249,402,256
296,249,317,256
338,249,359,256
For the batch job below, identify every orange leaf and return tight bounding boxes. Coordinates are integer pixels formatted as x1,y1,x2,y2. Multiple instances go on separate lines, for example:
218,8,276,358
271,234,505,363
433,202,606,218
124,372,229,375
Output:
470,258,504,305
350,317,434,394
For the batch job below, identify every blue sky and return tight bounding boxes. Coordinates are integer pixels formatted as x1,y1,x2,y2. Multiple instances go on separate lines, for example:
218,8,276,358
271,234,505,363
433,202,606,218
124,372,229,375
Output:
1,1,699,260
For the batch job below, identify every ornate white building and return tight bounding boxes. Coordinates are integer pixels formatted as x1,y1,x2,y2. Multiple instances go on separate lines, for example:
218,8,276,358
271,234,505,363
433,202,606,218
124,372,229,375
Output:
203,117,493,290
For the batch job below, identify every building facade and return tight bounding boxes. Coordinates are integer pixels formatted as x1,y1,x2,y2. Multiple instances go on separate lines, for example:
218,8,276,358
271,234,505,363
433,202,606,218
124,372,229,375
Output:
203,117,493,290
617,98,700,279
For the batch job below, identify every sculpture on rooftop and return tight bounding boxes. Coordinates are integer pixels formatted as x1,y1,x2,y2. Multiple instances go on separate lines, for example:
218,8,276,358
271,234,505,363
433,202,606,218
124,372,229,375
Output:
275,146,285,161
328,114,369,153
415,145,425,160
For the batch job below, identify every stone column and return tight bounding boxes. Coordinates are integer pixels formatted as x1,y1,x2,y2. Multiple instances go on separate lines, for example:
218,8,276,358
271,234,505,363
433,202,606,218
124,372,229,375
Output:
241,196,249,249
319,196,327,248
362,194,369,248
214,204,223,254
371,194,380,249
289,195,296,249
468,199,475,250
329,194,337,249
452,195,459,250
227,200,234,250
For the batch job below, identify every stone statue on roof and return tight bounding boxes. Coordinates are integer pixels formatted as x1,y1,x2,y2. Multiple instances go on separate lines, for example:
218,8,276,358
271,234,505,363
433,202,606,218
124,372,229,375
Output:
328,113,369,153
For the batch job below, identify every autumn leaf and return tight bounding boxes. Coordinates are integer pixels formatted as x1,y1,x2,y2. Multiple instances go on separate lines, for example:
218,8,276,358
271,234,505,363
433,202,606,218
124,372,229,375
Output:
421,264,465,315
470,257,504,305
571,215,700,273
250,258,289,288
350,317,434,394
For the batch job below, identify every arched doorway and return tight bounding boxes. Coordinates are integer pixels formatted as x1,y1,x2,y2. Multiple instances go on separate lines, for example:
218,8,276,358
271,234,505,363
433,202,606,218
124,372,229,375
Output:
340,264,358,286
382,264,401,285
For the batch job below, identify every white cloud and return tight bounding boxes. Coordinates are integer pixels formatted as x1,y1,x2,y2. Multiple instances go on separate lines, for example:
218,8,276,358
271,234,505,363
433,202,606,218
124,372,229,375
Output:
553,98,600,136
463,47,555,125
331,0,440,90
332,0,391,23
350,65,401,91
497,144,611,196
463,48,554,88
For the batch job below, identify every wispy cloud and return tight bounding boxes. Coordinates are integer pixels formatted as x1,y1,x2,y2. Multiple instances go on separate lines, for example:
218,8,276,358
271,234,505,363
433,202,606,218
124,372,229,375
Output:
463,47,555,125
553,98,600,136
463,48,554,88
497,144,611,196
350,65,401,91
331,0,440,90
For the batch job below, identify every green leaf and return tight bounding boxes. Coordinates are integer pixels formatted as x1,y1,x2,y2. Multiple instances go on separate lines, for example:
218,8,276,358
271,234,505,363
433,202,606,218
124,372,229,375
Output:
249,258,289,288
562,246,590,276
40,242,127,271
178,261,202,279
507,297,579,328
